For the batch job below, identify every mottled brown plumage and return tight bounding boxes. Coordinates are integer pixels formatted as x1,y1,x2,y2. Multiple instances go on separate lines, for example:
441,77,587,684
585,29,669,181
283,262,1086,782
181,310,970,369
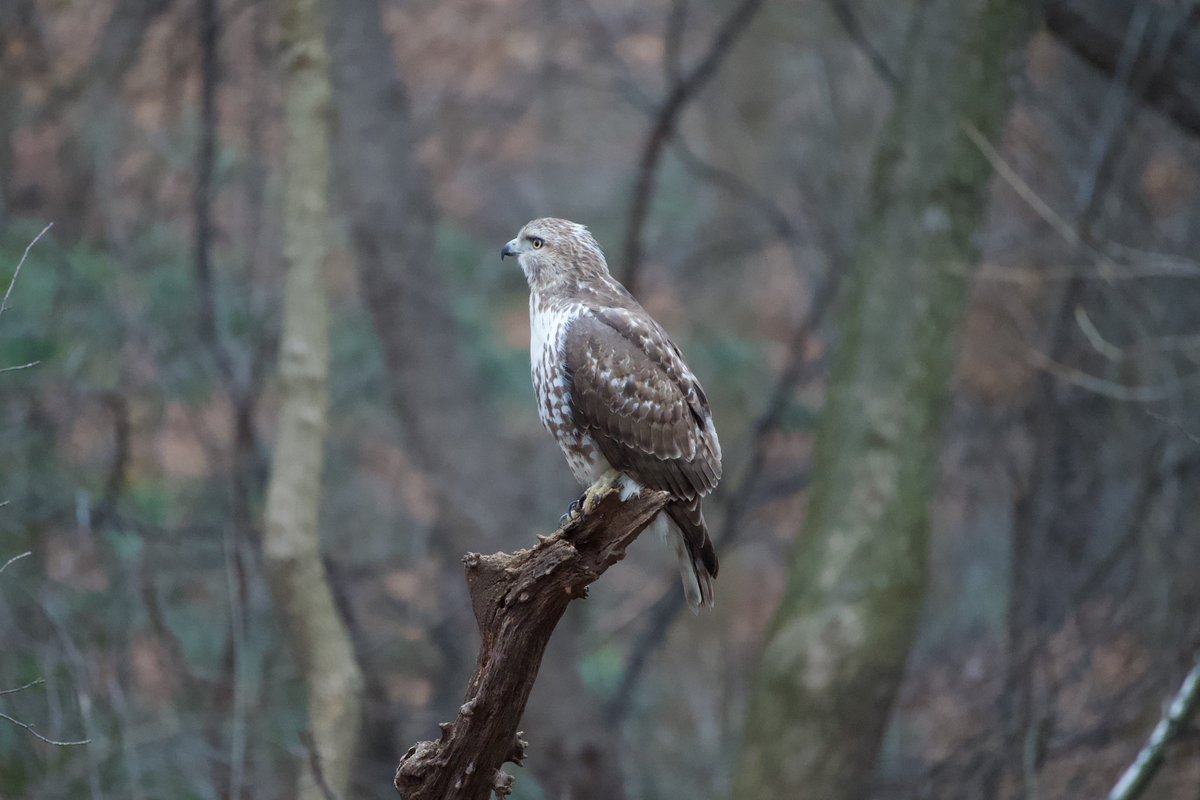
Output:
502,218,722,609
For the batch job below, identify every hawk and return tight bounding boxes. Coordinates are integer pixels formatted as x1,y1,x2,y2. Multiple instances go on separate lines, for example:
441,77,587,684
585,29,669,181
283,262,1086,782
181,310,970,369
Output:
501,218,722,610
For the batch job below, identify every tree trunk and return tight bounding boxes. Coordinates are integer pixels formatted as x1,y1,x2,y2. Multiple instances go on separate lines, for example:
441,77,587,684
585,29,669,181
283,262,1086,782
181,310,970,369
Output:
734,2,1039,798
263,0,364,798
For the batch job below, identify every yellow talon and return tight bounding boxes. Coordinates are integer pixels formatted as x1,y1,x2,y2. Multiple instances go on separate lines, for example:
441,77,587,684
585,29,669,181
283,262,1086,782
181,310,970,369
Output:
582,470,621,515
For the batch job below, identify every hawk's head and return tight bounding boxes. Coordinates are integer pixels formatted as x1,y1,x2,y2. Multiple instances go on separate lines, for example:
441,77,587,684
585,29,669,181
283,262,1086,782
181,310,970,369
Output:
501,217,609,288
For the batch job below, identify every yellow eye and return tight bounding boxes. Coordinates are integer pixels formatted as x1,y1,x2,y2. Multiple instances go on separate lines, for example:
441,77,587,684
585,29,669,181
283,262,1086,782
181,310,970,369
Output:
530,237,544,249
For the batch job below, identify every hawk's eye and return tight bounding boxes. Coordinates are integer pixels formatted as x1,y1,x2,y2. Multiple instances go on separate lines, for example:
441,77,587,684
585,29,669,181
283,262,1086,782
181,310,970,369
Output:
529,237,544,249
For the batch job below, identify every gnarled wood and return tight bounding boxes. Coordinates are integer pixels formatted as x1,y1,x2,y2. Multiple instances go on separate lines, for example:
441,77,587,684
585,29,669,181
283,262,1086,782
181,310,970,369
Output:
394,489,670,800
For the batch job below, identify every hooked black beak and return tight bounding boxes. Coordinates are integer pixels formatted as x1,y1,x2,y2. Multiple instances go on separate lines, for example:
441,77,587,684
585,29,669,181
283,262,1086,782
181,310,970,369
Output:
500,242,518,260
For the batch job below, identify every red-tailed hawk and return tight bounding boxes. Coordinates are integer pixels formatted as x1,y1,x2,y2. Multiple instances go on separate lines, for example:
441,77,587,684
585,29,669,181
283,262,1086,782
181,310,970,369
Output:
502,218,722,610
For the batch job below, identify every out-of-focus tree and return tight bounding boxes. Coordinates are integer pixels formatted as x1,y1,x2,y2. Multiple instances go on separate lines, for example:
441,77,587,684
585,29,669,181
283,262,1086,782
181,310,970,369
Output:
262,0,363,797
735,1,1039,797
324,2,632,796
324,0,483,728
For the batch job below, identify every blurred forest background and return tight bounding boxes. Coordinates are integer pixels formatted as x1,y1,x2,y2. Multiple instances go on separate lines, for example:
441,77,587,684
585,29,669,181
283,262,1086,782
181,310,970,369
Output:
2,0,1200,798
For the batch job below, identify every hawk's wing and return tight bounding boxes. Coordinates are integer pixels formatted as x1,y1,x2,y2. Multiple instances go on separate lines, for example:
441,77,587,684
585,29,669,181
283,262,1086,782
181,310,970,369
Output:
563,308,721,500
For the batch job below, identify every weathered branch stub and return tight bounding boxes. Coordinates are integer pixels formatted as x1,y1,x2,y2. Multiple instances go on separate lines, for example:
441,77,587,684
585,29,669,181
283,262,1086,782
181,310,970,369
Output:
394,488,671,799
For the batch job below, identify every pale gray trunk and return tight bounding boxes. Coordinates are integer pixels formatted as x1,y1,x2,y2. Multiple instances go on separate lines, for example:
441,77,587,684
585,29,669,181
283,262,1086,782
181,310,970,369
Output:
263,0,364,796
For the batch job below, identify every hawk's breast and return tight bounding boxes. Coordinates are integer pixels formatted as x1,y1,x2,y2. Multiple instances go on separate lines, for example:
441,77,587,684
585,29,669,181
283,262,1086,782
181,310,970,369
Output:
530,293,609,486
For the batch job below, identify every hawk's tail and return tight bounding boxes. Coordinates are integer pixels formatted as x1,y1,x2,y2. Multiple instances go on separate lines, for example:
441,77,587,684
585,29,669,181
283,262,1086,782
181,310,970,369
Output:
663,499,719,612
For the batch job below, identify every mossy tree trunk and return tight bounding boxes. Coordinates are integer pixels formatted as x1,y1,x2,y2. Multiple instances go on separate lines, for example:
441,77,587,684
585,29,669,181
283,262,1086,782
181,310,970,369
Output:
263,0,364,797
734,2,1039,798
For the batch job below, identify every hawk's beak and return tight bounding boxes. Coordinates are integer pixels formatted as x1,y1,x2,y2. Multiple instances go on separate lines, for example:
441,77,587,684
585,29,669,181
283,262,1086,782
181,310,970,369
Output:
501,240,519,260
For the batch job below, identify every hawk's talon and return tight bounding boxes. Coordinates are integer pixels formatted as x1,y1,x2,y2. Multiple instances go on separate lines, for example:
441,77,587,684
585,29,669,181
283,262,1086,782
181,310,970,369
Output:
582,470,621,515
581,487,604,515
559,493,587,526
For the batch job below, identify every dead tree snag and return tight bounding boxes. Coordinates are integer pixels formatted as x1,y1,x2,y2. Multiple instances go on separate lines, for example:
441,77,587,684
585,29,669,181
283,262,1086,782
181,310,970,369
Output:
394,489,671,799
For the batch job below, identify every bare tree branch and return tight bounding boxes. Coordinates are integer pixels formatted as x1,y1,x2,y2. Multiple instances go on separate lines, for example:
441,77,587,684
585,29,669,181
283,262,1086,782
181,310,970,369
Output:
394,489,670,800
0,711,91,747
1046,0,1200,139
668,135,799,241
1146,410,1200,446
0,550,31,576
0,361,39,373
192,0,240,389
1108,655,1200,800
0,555,90,747
300,730,341,800
0,678,44,697
822,0,900,89
0,222,51,322
620,0,766,294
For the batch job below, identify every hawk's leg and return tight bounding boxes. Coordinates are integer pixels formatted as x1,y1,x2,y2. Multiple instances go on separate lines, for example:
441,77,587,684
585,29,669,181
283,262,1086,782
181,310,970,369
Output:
581,469,622,515
558,470,622,525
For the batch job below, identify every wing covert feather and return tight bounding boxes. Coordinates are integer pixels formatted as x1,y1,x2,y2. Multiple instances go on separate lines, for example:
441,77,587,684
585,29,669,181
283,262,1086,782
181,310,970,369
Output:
563,311,721,498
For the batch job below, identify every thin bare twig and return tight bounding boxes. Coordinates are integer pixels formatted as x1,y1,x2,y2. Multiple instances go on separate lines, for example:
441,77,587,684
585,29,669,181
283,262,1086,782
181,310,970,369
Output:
669,135,798,241
663,0,688,85
0,711,90,747
962,123,1088,252
822,0,900,89
1023,349,1178,403
0,678,45,697
193,0,228,377
0,664,92,751
621,0,766,294
1146,410,1200,445
1108,656,1200,800
973,262,1200,284
1,222,52,321
0,551,32,576
0,361,41,373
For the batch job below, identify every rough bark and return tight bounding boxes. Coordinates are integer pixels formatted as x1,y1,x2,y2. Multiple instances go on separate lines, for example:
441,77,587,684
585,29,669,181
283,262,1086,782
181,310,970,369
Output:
1046,0,1200,139
393,489,670,800
734,1,1040,798
263,0,364,798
